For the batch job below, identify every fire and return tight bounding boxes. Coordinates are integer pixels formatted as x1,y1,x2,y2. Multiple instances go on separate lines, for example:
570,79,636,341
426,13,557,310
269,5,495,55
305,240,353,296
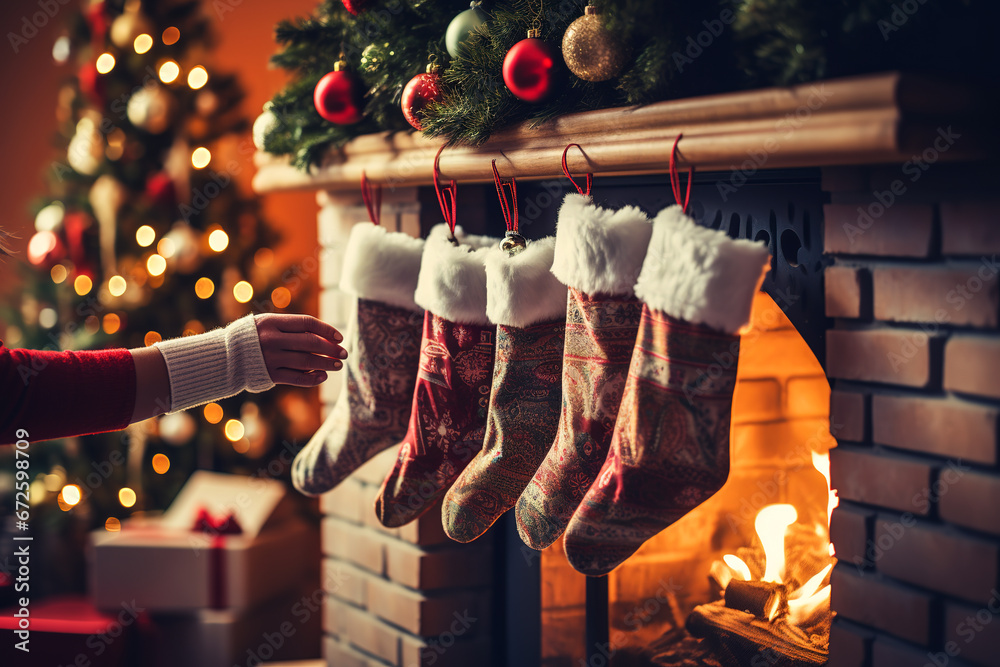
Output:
755,504,797,583
723,554,751,582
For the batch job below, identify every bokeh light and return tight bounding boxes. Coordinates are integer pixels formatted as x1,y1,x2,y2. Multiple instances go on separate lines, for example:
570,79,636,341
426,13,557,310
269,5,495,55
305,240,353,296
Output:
144,331,162,346
157,237,176,259
96,53,116,74
191,147,211,169
195,277,215,299
108,275,127,297
233,281,253,304
105,517,122,532
103,313,121,335
187,66,209,90
203,403,224,424
118,488,137,508
162,27,180,45
136,225,156,247
158,60,180,84
151,453,170,474
51,264,68,284
147,254,167,276
254,247,274,268
61,484,82,506
134,34,153,54
224,419,245,441
271,287,292,309
207,229,229,252
74,274,93,295
38,308,57,329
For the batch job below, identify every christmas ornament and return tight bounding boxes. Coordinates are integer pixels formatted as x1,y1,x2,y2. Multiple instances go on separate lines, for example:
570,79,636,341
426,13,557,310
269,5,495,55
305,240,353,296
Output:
35,202,66,233
503,29,562,103
515,194,651,550
78,63,105,104
252,105,280,151
401,64,442,131
442,238,568,543
446,2,487,58
341,0,374,15
109,5,153,49
313,59,363,125
89,175,127,279
564,206,770,576
562,4,627,82
27,231,65,267
374,225,498,528
127,85,176,134
159,412,197,445
67,118,104,175
293,222,425,496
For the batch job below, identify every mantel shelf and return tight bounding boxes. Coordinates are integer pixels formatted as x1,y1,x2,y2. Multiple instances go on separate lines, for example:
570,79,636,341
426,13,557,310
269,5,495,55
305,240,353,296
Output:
252,72,990,195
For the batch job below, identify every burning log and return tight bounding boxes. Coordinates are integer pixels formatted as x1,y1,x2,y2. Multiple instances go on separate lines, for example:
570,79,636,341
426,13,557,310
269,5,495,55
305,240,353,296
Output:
724,580,787,621
686,601,827,667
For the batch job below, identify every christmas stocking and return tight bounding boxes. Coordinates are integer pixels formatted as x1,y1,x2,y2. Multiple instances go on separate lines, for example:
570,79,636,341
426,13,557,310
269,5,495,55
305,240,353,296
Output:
563,205,770,576
375,224,498,528
442,237,568,543
515,194,652,550
291,222,424,496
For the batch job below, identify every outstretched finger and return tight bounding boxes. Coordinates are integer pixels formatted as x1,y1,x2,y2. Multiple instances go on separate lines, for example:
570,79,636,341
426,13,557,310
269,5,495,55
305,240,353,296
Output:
273,314,343,342
278,332,348,358
271,368,329,387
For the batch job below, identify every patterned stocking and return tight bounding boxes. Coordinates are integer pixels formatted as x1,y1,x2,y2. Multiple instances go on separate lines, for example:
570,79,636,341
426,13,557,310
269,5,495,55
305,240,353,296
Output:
292,222,424,496
564,205,770,576
515,194,652,551
375,225,498,528
443,237,568,543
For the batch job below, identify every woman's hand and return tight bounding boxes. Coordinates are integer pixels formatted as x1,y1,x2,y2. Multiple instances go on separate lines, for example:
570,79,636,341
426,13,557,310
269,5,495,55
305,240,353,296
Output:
255,313,348,387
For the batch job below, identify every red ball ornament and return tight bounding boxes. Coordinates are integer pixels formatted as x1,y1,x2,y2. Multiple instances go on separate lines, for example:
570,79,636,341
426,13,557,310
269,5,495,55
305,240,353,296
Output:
313,64,363,125
78,62,105,104
503,31,563,103
401,66,442,131
341,0,374,15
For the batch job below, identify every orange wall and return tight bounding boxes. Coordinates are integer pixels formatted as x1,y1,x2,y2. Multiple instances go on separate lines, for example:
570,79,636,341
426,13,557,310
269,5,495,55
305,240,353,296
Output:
0,0,320,315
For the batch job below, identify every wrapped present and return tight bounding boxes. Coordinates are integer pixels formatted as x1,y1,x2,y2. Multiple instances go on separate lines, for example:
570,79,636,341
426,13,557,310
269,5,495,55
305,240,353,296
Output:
0,595,134,666
89,471,318,613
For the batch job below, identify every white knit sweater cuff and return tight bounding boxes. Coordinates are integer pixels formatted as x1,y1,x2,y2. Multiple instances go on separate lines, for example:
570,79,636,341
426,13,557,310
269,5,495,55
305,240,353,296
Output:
154,315,275,412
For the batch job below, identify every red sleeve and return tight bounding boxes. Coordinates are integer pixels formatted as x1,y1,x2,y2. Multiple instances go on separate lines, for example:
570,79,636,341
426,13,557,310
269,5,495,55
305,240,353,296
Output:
0,342,136,445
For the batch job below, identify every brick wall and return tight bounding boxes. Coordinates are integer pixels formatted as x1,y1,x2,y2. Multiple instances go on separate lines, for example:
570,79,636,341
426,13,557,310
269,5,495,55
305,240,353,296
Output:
316,191,494,667
823,166,1000,667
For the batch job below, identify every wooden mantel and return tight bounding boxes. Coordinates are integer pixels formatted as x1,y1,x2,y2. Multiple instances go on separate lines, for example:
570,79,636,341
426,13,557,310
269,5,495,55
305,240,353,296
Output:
252,72,990,194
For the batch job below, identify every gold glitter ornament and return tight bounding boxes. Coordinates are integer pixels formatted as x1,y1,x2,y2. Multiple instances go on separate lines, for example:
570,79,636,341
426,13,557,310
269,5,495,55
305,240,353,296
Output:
561,5,627,83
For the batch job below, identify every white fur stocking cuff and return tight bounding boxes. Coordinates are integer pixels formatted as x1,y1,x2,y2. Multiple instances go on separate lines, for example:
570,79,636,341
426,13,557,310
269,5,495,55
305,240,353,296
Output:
414,224,498,326
154,315,274,412
634,205,771,334
485,237,567,328
339,222,425,312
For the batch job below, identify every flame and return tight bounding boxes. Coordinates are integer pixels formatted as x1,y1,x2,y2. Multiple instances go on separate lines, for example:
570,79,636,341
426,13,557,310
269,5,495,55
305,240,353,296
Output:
723,554,752,581
755,504,797,584
787,563,833,626
812,450,839,556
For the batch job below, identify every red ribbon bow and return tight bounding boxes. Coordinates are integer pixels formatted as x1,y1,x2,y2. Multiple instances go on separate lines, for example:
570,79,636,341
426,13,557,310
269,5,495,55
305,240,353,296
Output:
192,508,243,535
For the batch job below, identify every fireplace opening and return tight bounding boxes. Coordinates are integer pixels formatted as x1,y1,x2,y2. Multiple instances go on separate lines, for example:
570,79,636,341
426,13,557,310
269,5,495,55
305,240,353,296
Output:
540,291,838,666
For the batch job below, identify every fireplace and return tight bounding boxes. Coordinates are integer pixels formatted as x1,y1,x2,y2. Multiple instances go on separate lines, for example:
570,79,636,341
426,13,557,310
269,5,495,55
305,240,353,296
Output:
253,73,999,667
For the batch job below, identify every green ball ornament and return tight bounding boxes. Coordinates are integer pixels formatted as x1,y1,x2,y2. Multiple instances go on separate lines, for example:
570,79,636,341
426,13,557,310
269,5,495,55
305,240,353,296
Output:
446,2,487,58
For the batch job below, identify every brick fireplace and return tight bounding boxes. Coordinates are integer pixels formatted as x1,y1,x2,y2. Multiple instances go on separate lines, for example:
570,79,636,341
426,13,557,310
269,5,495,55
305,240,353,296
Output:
253,73,999,667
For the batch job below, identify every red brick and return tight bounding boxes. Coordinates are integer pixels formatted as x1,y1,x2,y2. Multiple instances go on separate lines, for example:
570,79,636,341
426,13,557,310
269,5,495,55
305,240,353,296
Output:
831,566,932,645
826,265,866,318
945,334,1000,400
323,558,370,607
366,576,485,637
360,498,453,547
872,395,998,465
322,517,386,575
940,469,1000,536
385,542,493,590
830,503,873,569
830,447,934,514
320,477,369,524
944,600,1000,667
942,202,1000,255
826,329,933,388
399,634,492,667
822,167,870,193
876,519,1000,604
831,389,868,443
343,607,401,664
871,636,938,667
873,265,999,328
324,596,361,638
827,619,872,667
323,635,389,667
824,204,934,257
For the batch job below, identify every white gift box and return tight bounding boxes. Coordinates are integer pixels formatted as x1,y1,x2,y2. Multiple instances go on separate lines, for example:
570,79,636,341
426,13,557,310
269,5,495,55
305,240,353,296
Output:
89,471,318,613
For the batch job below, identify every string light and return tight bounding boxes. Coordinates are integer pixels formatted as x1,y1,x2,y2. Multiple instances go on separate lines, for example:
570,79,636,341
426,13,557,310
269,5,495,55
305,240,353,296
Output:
151,453,170,474
103,313,121,335
224,419,245,441
144,331,162,346
271,287,292,309
147,254,167,276
162,27,180,45
134,33,153,54
233,281,253,304
96,53,116,74
119,488,137,508
51,264,68,284
136,225,156,247
158,60,180,84
105,517,122,532
207,229,229,252
28,231,58,263
157,237,176,259
74,274,93,296
187,66,209,90
61,484,82,506
195,277,215,299
191,147,211,169
203,403,224,424
108,275,127,297
38,308,57,329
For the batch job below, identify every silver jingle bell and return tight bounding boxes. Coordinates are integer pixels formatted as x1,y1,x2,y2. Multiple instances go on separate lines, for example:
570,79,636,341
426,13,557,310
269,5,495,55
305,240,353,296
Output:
500,231,527,255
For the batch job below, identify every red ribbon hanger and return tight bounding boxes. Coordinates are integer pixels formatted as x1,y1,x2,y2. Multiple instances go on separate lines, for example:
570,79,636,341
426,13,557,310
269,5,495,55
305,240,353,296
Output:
361,171,382,226
562,143,593,197
670,133,694,214
433,145,458,239
492,159,519,234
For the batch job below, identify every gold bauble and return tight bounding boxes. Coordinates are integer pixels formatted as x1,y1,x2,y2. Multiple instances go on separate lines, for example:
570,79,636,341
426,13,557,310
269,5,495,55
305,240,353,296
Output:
561,5,627,83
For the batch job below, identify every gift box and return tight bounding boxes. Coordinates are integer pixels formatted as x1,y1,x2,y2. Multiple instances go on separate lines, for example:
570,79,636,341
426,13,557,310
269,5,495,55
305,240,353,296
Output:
89,471,319,613
0,595,133,667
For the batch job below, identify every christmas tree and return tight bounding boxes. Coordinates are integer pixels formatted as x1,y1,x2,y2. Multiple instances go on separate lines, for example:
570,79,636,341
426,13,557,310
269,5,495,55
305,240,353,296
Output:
260,0,999,165
0,0,313,598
